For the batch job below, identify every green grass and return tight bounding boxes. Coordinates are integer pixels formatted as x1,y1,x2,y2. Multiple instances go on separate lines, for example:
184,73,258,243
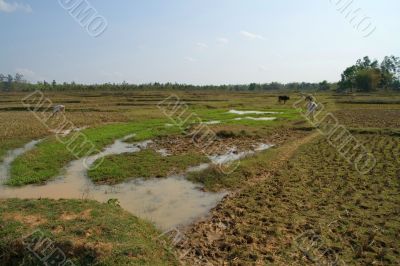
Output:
0,198,178,265
88,149,209,184
7,107,296,186
191,107,300,125
187,145,282,191
8,120,181,186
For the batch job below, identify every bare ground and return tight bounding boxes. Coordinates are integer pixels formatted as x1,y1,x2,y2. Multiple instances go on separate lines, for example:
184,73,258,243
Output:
177,131,320,265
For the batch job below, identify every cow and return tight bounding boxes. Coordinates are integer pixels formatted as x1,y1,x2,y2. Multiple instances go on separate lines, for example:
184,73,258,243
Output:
278,95,290,104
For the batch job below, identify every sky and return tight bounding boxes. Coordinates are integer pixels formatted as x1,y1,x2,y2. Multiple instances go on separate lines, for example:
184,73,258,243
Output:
0,0,399,85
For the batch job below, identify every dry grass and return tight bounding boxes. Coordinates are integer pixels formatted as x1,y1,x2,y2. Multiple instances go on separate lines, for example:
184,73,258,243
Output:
180,133,400,265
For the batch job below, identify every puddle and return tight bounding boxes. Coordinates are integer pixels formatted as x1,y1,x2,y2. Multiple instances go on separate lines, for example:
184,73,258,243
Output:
156,148,171,157
208,148,250,165
0,136,272,230
0,136,225,230
228,109,282,115
209,143,273,165
0,140,42,182
201,120,221,125
234,117,277,121
49,126,88,136
254,143,274,151
187,163,210,173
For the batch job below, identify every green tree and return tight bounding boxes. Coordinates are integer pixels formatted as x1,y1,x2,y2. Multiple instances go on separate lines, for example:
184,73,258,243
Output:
355,68,381,92
338,65,359,92
318,80,330,91
338,56,390,92
5,74,13,91
356,56,379,69
248,83,257,91
380,56,400,89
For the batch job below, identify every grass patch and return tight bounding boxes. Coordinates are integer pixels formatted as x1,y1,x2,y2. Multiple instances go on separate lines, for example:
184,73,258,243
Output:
8,120,181,186
88,149,209,184
0,198,178,265
187,145,281,191
191,107,300,124
6,107,297,186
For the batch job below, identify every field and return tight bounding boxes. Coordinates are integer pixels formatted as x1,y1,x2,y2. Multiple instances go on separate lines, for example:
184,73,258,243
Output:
1,90,400,265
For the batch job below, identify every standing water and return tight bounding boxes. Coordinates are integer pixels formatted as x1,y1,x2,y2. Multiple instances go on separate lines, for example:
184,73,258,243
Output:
0,136,228,230
0,139,42,182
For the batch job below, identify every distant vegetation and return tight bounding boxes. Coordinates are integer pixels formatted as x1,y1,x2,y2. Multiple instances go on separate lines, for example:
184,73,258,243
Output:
0,75,333,92
338,55,400,92
1,55,399,93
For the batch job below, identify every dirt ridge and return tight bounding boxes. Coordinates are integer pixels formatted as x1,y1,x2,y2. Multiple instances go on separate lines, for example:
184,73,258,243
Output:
178,131,320,265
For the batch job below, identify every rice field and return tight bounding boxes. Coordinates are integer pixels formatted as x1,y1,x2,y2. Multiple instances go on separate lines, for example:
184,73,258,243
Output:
0,90,399,265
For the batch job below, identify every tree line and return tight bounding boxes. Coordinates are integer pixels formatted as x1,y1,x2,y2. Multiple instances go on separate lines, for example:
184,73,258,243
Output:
1,55,399,93
338,55,400,92
0,77,334,92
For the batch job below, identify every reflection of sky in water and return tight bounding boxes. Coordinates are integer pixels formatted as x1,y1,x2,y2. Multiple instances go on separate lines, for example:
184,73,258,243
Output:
0,135,273,230
0,139,42,181
0,137,226,230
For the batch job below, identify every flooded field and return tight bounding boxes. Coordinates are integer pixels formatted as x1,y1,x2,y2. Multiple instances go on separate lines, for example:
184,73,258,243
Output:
0,139,42,182
2,90,398,265
0,133,274,229
3,2,399,263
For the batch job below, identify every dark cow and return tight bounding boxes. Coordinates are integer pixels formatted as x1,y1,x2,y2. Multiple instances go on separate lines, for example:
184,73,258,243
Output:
278,95,290,104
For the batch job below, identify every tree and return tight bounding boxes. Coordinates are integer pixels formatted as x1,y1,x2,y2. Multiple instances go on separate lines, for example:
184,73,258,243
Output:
338,56,400,92
392,79,400,91
318,80,330,91
0,74,5,91
14,73,24,83
248,83,257,91
356,56,379,69
355,68,381,92
338,65,359,92
380,56,400,89
4,74,13,91
381,56,400,76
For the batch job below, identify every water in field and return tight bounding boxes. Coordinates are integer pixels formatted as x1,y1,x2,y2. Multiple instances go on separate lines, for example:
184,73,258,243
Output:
228,109,282,115
0,139,42,182
48,126,88,136
0,136,229,230
0,135,273,229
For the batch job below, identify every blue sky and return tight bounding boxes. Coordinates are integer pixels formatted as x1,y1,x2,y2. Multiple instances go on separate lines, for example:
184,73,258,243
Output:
0,0,399,85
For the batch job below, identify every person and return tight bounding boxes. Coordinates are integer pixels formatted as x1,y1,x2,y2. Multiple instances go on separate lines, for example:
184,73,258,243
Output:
306,96,318,121
50,105,65,117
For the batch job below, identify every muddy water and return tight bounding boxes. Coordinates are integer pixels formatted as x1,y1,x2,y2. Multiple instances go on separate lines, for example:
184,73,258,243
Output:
48,126,88,137
0,140,42,182
228,109,282,115
234,117,276,121
0,136,227,230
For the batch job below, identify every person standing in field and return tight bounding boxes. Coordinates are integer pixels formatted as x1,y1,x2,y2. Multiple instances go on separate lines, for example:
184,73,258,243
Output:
306,96,318,121
50,105,65,118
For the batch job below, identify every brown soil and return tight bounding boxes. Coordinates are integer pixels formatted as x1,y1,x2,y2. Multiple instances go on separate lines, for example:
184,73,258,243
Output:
2,213,47,228
60,209,92,221
176,131,319,265
149,127,307,157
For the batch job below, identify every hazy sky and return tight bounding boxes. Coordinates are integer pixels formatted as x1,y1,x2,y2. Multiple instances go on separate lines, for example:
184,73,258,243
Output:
0,0,399,85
